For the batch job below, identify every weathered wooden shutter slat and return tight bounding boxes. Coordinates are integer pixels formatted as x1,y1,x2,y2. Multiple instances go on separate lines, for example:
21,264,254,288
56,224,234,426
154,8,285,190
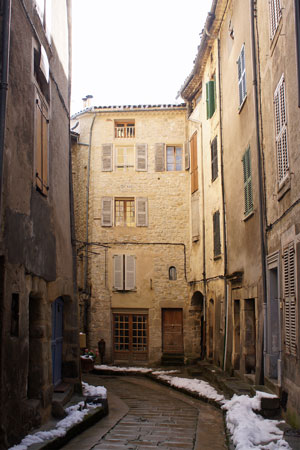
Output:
191,196,200,241
283,242,297,356
213,210,221,257
102,144,113,171
136,197,148,227
136,144,148,171
274,75,288,184
42,107,48,193
206,80,215,119
155,143,165,171
101,197,113,226
125,255,136,290
35,97,43,191
211,136,218,181
185,141,190,170
191,133,198,193
113,255,123,290
242,148,253,215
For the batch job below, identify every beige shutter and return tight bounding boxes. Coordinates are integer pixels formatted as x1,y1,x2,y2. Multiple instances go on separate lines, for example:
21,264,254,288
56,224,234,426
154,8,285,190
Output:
125,255,136,290
185,141,190,170
136,198,148,226
113,255,124,290
136,144,147,171
283,242,296,356
191,196,200,241
155,143,165,171
101,197,113,226
102,144,113,171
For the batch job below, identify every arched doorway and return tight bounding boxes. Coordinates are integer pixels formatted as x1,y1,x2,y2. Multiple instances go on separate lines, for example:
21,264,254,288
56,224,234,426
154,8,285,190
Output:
191,291,205,359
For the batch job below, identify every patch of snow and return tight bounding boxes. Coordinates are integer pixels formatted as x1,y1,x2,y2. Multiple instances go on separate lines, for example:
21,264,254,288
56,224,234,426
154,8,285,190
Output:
82,381,107,398
152,370,180,375
156,374,225,402
94,364,152,373
222,393,291,450
9,383,106,450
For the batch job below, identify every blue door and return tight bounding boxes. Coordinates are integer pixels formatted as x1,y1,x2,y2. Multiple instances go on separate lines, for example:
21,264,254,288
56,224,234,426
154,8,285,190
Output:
51,297,64,386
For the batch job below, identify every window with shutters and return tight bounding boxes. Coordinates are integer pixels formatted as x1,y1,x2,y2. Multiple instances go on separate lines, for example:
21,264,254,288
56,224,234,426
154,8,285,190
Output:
116,146,134,171
283,242,297,356
113,254,136,291
101,197,148,227
102,144,113,171
115,120,135,138
269,0,282,40
211,136,218,181
274,75,289,185
213,210,221,258
242,147,253,217
237,45,247,108
35,90,49,195
190,133,198,193
35,0,52,42
115,198,135,227
206,77,216,119
166,146,182,171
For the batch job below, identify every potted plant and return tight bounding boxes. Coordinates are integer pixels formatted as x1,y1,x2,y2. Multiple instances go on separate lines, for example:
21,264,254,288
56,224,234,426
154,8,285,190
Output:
80,348,97,372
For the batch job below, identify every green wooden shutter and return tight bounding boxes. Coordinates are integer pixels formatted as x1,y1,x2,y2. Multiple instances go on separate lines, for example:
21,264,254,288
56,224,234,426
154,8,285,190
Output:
283,242,296,356
211,136,218,181
206,80,216,119
213,210,221,257
242,147,253,216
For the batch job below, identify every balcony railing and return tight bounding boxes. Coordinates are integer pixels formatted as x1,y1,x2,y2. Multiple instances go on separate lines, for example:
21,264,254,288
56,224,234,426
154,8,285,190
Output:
115,126,135,138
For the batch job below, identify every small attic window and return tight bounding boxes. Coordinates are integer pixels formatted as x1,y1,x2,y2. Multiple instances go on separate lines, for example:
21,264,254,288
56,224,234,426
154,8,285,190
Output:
169,266,177,281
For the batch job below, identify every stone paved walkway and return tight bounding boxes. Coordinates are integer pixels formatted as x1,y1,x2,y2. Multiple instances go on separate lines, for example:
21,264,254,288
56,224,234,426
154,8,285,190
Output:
61,374,227,450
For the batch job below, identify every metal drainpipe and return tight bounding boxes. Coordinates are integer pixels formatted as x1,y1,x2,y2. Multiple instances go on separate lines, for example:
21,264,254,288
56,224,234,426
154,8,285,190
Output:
217,37,229,371
250,0,267,385
83,113,96,334
0,0,12,220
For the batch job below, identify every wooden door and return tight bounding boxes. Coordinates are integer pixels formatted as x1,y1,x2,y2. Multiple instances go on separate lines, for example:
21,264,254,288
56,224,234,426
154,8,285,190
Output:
162,309,183,353
113,313,148,363
51,297,64,386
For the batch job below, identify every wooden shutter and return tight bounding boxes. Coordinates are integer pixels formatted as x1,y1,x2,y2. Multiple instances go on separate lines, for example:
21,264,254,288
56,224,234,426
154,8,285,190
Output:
190,133,198,193
155,143,165,171
206,80,215,119
185,141,190,170
125,255,136,290
242,147,253,216
283,242,297,356
213,210,221,257
211,136,218,181
238,45,246,106
274,75,288,184
35,92,48,195
113,255,124,290
191,196,200,241
136,144,148,171
136,197,148,227
102,144,113,171
101,197,113,226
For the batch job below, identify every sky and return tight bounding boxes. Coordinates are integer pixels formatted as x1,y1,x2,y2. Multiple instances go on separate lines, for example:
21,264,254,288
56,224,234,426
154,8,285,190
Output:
71,0,212,114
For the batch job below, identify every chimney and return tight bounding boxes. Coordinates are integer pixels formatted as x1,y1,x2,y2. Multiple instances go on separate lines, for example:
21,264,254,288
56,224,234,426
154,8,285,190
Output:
86,94,93,108
82,97,87,109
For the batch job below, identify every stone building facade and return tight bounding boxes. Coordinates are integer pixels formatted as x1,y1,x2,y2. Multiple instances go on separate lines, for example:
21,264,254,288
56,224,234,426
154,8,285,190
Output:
0,1,79,448
71,105,203,365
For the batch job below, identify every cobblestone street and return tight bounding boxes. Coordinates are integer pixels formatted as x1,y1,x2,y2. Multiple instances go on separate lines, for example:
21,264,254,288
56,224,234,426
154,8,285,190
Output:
62,374,227,450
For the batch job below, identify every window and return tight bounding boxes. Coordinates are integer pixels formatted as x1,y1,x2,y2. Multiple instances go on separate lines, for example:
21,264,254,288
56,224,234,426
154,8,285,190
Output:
155,144,183,171
113,254,136,291
115,121,135,138
274,75,289,185
237,45,247,107
269,0,282,40
206,77,216,119
35,90,49,195
242,147,253,216
11,293,19,337
34,45,49,103
35,0,51,41
116,147,134,171
283,242,296,356
211,136,218,181
101,197,148,227
190,133,198,193
115,198,135,227
213,210,221,258
166,146,182,171
169,266,177,280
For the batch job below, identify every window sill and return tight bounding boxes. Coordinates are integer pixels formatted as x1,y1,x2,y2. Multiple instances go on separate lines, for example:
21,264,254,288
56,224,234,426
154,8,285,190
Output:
277,176,291,201
238,96,247,114
113,289,137,293
214,254,222,261
243,210,254,221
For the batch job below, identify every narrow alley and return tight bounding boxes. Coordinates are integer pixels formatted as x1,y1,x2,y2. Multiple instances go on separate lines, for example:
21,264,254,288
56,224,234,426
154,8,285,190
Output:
61,374,227,450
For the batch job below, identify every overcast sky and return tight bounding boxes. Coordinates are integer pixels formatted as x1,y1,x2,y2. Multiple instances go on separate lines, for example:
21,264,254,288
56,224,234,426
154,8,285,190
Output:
71,0,212,114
